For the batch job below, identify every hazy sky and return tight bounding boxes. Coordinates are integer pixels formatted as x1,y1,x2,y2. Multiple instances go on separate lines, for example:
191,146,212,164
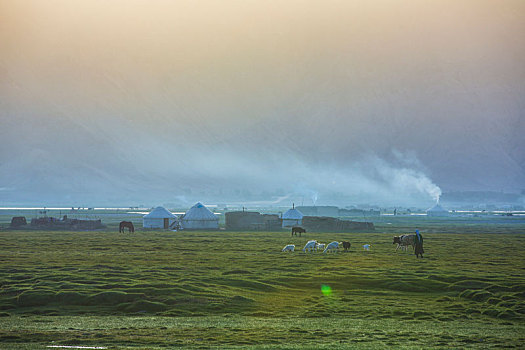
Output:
1,0,524,206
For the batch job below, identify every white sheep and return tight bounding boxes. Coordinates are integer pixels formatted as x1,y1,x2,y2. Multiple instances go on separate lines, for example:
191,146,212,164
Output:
315,243,325,252
303,240,317,253
363,244,371,250
323,241,341,253
282,244,295,252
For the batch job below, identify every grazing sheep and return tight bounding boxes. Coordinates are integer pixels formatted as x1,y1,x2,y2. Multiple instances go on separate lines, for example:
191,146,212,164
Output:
323,241,341,253
282,244,295,252
363,244,371,250
315,243,325,252
342,241,351,251
303,240,317,253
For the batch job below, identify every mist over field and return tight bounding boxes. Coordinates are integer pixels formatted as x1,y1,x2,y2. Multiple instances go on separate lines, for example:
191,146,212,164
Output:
1,0,524,207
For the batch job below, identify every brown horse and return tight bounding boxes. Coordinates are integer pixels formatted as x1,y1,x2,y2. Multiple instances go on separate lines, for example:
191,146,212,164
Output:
119,221,135,233
291,226,306,236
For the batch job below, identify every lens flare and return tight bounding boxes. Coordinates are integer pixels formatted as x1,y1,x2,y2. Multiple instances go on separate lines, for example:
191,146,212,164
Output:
321,284,332,296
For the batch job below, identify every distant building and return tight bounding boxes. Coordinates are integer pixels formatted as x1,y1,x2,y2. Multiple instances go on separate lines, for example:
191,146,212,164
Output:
30,216,103,230
143,206,177,229
225,211,281,231
180,202,219,230
426,203,450,217
282,205,304,228
10,216,27,227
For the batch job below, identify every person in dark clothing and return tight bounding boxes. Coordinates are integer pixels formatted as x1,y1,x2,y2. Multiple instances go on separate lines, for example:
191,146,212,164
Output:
414,229,424,258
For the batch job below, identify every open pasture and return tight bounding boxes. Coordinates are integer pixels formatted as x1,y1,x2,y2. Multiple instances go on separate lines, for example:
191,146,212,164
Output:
0,229,524,348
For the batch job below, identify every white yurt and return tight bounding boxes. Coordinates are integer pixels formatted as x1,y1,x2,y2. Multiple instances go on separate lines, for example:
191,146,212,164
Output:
180,202,219,230
426,203,450,217
143,206,177,229
282,205,304,227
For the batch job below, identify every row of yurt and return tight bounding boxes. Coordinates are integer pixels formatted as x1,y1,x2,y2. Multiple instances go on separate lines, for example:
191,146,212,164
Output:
143,203,219,230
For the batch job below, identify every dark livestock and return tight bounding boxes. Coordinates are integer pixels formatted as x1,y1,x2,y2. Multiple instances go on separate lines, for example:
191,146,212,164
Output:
342,241,351,251
393,234,415,251
291,226,306,236
119,221,135,233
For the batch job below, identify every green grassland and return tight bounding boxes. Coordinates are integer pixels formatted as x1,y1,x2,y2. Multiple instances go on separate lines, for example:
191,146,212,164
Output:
1,225,524,348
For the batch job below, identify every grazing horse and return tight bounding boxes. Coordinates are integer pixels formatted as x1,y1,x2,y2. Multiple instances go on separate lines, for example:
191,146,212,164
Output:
291,226,306,236
119,221,135,233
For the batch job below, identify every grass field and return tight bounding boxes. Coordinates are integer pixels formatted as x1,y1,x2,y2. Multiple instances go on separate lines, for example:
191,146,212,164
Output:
1,225,524,348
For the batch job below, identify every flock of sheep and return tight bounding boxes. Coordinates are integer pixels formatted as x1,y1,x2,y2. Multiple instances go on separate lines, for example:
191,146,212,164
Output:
282,240,371,253
281,226,423,257
284,227,377,254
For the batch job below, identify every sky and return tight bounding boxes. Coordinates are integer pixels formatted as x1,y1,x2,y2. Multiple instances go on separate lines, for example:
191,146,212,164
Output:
1,0,524,207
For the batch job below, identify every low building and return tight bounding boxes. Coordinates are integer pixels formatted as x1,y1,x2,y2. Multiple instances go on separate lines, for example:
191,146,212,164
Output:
10,216,27,227
29,216,104,230
225,211,281,231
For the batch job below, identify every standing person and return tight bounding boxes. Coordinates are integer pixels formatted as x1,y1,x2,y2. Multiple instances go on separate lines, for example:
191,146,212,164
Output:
414,229,424,258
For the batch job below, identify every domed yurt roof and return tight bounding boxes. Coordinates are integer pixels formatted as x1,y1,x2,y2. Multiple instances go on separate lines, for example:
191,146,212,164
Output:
283,207,304,219
182,202,218,221
143,206,176,219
